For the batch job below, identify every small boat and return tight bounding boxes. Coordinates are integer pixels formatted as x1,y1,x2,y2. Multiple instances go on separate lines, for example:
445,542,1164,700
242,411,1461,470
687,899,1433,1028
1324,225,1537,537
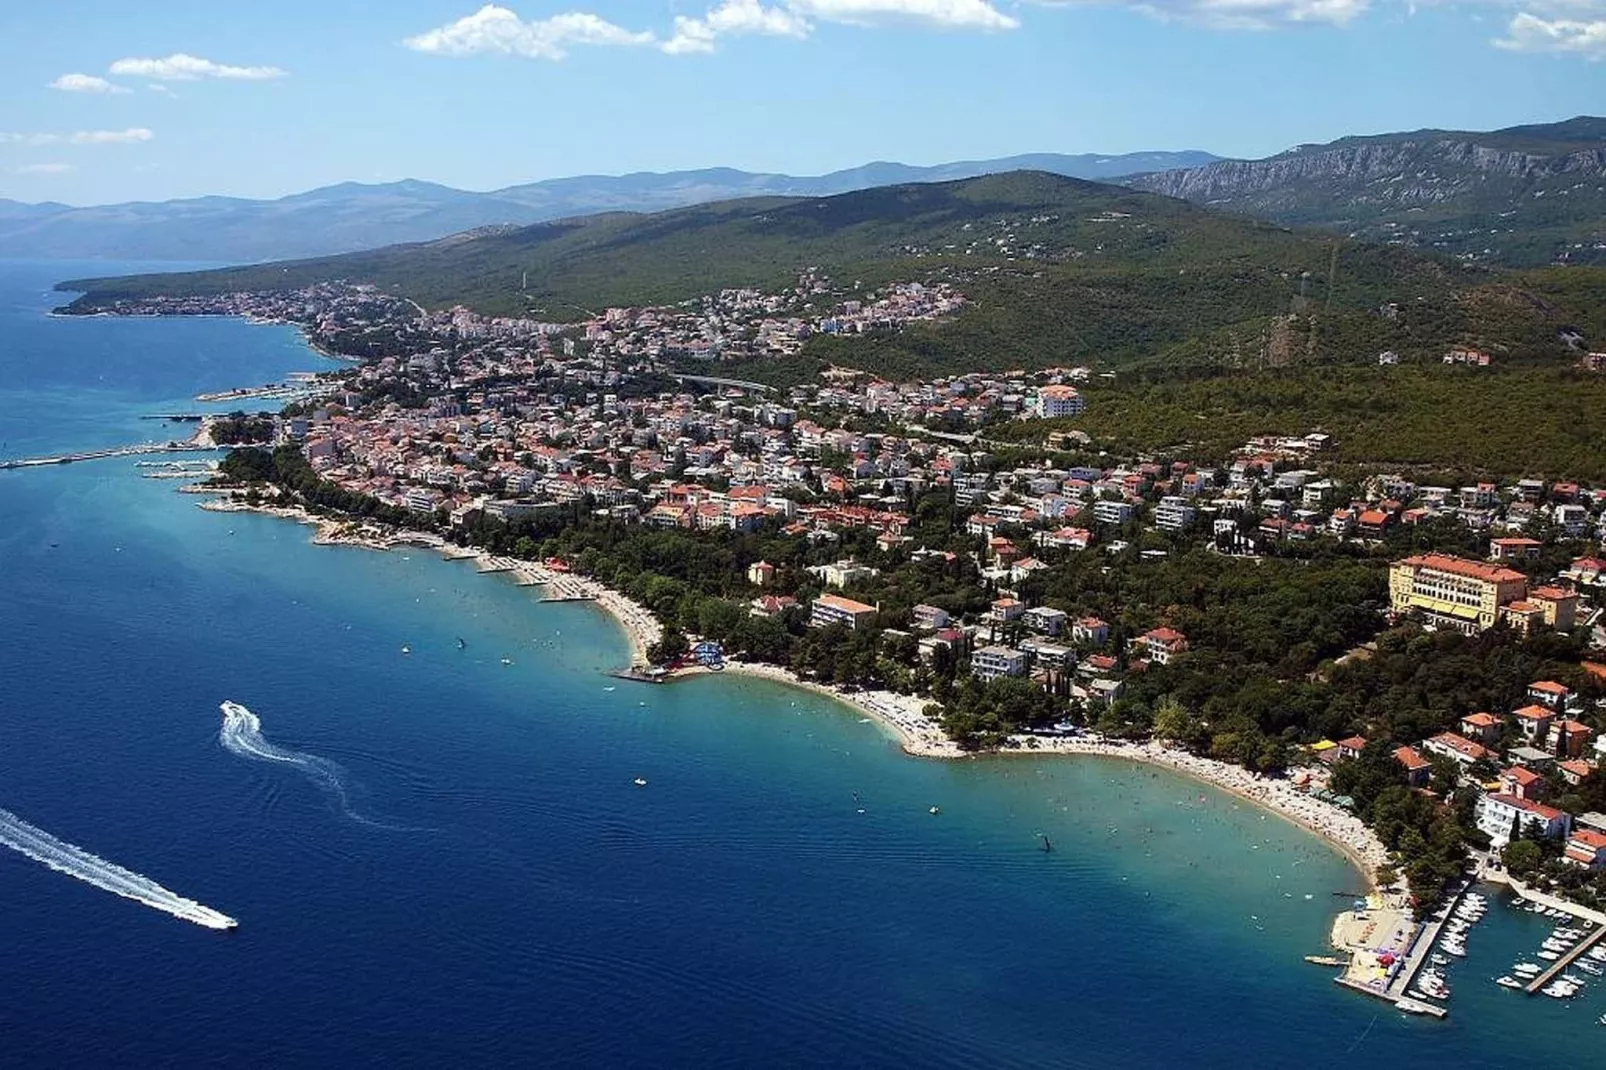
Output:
456,636,466,650
929,806,941,815
1598,1013,1606,1025
401,645,411,655
1539,951,1561,961
1579,961,1604,977
1431,954,1449,966
1496,976,1523,989
501,657,513,665
1514,963,1542,975
1040,834,1053,852
633,777,647,787
1304,955,1346,967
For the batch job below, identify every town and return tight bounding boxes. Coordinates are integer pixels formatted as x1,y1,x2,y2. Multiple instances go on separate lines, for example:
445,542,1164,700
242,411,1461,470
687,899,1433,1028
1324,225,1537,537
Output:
95,281,1606,998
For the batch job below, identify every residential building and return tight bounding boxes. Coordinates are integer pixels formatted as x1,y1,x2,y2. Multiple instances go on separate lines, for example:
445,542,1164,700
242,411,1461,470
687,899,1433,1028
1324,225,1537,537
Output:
1072,617,1109,645
1154,496,1196,532
1499,766,1546,801
747,560,776,586
1531,586,1579,631
1388,554,1529,633
1490,536,1542,561
1549,719,1592,760
910,604,951,631
749,594,797,618
1513,704,1556,744
1023,606,1069,636
1092,499,1134,526
989,598,1026,625
970,645,1029,682
1336,735,1368,761
1565,829,1606,870
1528,680,1573,709
1143,627,1189,665
1395,746,1432,788
809,594,878,630
1424,732,1493,767
1034,385,1085,418
1459,712,1502,745
1475,793,1571,847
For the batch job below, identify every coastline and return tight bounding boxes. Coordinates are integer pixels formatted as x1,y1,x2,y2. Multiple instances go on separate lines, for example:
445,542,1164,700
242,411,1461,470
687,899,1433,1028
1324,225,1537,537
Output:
191,486,1385,891
660,660,1386,889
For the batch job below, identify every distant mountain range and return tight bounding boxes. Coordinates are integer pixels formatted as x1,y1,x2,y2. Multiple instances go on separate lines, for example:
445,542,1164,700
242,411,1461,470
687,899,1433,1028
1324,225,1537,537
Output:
0,151,1218,264
1126,116,1606,266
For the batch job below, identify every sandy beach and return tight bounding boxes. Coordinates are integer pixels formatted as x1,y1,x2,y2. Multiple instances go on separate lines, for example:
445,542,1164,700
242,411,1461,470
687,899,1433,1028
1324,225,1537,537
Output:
662,658,1385,885
190,488,1386,888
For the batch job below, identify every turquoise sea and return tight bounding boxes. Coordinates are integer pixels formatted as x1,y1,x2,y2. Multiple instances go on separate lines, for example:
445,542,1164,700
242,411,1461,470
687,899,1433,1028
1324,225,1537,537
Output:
0,259,1600,1066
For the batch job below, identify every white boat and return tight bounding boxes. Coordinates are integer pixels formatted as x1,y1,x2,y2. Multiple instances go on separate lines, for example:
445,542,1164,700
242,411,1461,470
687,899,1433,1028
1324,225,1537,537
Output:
1539,951,1560,960
1580,962,1604,977
1443,944,1467,958
1514,963,1542,975
1431,954,1449,966
1496,976,1523,988
632,777,648,787
1590,946,1606,962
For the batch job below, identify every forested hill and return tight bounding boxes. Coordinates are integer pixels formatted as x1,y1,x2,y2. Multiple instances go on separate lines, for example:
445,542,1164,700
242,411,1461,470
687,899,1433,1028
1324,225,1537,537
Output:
59,171,1601,380
1126,116,1606,267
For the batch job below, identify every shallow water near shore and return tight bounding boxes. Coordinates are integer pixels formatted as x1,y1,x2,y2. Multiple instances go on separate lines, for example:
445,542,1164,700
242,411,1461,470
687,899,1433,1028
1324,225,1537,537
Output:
2,259,1602,1066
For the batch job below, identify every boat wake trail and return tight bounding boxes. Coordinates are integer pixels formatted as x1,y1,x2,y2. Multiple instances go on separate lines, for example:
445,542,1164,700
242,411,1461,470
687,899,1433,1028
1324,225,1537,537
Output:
219,701,416,831
0,805,236,930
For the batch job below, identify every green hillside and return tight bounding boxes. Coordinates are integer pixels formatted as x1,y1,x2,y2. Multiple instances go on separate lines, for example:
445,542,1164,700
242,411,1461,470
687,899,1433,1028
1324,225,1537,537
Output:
59,171,1600,378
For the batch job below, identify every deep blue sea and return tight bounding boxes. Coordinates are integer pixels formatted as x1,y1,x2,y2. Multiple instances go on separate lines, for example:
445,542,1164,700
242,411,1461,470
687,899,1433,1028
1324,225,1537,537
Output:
1,259,1601,1066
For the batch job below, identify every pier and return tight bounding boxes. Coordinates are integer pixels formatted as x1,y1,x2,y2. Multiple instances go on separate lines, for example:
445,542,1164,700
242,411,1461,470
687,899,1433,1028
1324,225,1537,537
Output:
1,443,219,470
141,413,205,422
1526,924,1606,994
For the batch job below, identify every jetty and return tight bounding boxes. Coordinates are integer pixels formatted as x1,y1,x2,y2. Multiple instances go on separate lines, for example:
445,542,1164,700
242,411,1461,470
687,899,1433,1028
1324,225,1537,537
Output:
1,442,219,470
1526,924,1606,994
141,413,205,422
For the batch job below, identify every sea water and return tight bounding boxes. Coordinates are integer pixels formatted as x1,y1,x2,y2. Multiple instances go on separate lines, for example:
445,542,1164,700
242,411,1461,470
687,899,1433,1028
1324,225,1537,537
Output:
0,259,1595,1067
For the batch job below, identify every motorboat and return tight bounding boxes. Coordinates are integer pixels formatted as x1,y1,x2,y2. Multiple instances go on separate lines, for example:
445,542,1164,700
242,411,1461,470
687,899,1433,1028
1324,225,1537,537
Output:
1581,961,1605,977
1496,976,1523,989
1431,954,1449,966
1539,951,1561,961
1513,963,1542,975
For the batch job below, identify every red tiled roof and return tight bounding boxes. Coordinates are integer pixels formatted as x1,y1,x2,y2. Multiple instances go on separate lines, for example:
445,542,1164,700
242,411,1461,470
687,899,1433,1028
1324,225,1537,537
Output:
1394,746,1431,772
1530,680,1571,695
1397,554,1526,585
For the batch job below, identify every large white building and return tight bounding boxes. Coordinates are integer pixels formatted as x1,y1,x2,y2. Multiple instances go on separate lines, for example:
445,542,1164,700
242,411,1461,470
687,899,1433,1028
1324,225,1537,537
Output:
1034,385,1086,419
970,645,1028,682
1154,496,1197,532
1475,792,1571,847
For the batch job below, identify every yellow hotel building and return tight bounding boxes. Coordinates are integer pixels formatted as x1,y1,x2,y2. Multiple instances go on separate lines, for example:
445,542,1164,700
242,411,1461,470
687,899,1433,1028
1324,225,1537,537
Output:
1388,554,1528,633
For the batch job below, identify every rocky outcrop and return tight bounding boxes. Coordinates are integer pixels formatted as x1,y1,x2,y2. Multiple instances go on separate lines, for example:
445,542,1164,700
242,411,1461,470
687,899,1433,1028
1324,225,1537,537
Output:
1126,118,1606,264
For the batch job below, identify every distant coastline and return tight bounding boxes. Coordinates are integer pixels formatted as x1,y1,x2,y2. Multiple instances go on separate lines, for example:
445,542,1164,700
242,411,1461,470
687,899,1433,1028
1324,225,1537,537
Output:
192,485,1385,890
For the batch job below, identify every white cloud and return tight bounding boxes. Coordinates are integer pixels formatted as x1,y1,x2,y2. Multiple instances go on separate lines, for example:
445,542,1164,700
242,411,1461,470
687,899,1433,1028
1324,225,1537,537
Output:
49,73,131,94
67,127,155,145
1494,10,1606,55
0,128,154,147
790,0,1020,29
1027,0,1368,28
409,1,1018,60
663,1,812,54
16,162,74,175
108,53,286,81
403,4,655,59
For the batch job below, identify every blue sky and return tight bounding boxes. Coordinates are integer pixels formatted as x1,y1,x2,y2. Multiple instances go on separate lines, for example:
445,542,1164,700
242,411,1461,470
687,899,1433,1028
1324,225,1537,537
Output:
2,0,1602,205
